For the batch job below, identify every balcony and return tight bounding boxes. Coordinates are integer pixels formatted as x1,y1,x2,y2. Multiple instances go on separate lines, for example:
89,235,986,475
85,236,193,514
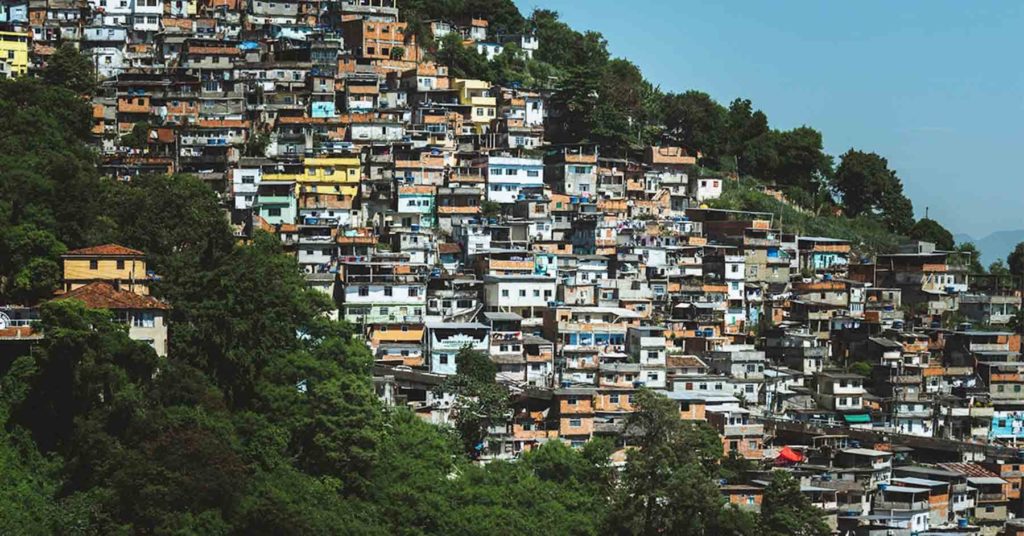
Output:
874,499,929,511
723,424,764,437
467,96,496,107
638,336,665,348
744,237,781,247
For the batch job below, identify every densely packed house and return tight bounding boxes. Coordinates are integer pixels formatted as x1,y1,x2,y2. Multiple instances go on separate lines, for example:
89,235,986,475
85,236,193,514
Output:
3,1,1024,533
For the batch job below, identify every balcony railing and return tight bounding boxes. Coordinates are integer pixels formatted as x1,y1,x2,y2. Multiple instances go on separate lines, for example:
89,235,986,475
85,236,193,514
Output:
874,499,929,511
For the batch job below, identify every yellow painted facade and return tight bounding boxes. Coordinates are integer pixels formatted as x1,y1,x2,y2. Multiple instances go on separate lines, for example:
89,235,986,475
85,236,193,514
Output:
63,257,150,295
453,79,495,128
0,31,30,78
266,156,362,197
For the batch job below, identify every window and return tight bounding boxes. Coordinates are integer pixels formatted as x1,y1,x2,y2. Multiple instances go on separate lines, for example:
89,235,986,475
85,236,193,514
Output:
569,418,581,428
409,288,419,297
384,287,393,297
567,396,578,406
533,289,540,297
132,311,156,328
647,351,658,360
268,208,282,217
358,286,369,297
647,372,658,381
748,441,758,450
89,260,99,270
519,289,526,297
729,440,739,451
609,394,620,404
116,260,126,270
439,354,448,365
527,170,539,177
505,168,517,176
501,289,509,297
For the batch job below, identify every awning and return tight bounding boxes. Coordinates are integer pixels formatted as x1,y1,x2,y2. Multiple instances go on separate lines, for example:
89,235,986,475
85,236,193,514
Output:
775,446,805,464
843,413,872,424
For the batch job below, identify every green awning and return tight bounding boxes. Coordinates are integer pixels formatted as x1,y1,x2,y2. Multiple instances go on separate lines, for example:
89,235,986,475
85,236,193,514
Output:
843,414,871,424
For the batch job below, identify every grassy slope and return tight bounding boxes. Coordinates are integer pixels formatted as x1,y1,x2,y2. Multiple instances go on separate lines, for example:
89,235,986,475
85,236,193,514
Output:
707,177,906,257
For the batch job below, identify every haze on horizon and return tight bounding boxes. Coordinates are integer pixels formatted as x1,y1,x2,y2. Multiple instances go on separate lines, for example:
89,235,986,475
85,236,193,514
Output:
515,0,1024,240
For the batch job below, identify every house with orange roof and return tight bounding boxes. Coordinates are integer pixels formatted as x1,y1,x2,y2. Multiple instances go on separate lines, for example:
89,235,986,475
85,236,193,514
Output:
62,244,152,296
55,282,169,356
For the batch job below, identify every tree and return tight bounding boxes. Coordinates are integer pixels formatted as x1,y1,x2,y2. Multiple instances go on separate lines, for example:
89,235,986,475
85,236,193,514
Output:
433,33,491,80
609,389,736,535
436,348,509,457
956,242,985,274
725,98,770,160
550,65,601,144
161,231,331,406
442,458,607,535
1008,242,1024,277
0,78,104,249
850,361,873,378
10,299,160,453
481,200,501,218
120,121,153,150
908,218,954,250
531,9,608,71
772,127,833,192
101,173,235,275
661,91,727,162
833,149,914,233
761,472,830,536
0,224,66,304
43,43,97,96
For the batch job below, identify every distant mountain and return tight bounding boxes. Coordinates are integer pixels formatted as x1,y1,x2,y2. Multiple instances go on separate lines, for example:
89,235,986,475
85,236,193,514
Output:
956,230,1024,266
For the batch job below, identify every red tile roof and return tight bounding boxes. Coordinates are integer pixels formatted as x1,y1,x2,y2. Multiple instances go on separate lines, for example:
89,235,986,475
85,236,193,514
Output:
438,243,462,254
63,244,145,257
55,282,168,311
937,462,1000,478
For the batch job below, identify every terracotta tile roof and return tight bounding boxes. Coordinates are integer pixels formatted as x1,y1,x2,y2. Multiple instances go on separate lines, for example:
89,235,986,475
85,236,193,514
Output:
55,282,168,310
187,46,241,55
437,206,481,215
438,243,462,254
0,326,39,339
398,185,435,195
64,244,145,257
937,462,1000,478
668,355,706,368
196,119,250,129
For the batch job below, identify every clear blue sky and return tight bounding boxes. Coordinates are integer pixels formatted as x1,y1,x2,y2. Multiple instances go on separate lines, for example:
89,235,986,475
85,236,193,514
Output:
513,0,1024,238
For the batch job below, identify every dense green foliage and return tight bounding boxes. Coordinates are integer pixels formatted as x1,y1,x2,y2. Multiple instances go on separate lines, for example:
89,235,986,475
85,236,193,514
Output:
908,218,955,250
1009,242,1024,277
710,177,905,255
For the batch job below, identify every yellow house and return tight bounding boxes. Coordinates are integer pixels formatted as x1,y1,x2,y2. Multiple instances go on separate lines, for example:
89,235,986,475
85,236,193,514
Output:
62,244,151,296
453,79,496,131
267,156,362,197
0,31,30,79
